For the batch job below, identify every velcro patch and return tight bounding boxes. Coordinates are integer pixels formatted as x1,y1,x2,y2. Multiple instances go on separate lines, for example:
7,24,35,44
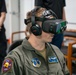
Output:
2,58,12,73
48,56,58,63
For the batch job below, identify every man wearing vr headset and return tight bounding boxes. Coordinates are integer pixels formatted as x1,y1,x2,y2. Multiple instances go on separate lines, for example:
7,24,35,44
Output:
1,7,69,75
35,0,66,49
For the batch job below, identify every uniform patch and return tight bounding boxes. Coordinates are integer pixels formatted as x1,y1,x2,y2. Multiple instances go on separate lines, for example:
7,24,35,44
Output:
2,58,12,72
31,58,41,67
48,56,58,63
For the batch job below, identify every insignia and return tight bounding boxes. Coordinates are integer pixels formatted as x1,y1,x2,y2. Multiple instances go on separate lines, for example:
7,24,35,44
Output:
48,56,58,63
31,58,41,67
2,58,12,72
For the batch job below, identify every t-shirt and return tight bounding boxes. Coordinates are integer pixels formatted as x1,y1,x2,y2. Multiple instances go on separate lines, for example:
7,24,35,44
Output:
0,0,7,15
35,0,66,19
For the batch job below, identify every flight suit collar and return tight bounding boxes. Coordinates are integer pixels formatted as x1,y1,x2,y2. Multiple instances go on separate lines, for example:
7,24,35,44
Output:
22,38,48,55
22,38,35,51
22,38,55,57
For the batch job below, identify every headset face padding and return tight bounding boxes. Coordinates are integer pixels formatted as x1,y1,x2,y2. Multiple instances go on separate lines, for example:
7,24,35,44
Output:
31,7,42,36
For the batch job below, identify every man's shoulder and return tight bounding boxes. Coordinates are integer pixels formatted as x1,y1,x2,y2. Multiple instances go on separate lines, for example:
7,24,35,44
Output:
6,46,23,59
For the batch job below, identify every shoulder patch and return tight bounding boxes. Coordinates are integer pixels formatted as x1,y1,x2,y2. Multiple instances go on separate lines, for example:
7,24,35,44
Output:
2,58,13,73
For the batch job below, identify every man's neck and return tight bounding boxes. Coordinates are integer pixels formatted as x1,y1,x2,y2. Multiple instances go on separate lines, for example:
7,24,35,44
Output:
28,35,45,51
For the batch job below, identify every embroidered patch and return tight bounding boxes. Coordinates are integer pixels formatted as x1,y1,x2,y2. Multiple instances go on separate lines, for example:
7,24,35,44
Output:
31,58,41,67
2,58,12,72
48,56,58,63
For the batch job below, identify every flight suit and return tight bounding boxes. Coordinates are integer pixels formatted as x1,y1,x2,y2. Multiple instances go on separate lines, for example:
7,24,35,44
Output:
1,38,70,75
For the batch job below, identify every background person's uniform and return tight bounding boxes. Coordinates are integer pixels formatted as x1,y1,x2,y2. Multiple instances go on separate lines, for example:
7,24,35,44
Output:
35,0,66,49
0,0,7,68
1,38,69,75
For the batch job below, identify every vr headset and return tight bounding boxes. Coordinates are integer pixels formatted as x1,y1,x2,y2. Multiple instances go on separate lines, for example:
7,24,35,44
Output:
25,17,67,34
24,8,67,34
42,19,67,34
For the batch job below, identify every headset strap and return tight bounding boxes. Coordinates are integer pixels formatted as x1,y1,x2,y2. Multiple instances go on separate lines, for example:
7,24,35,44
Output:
24,17,55,25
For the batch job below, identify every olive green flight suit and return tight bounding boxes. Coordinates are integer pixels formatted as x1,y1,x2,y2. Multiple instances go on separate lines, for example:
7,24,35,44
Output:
1,38,70,75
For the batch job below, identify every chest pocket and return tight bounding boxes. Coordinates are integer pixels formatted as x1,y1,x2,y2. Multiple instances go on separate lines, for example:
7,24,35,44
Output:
47,44,64,75
49,62,64,75
23,57,48,75
19,48,42,75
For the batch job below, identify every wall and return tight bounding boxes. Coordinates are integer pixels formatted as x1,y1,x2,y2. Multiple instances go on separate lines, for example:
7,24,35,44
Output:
20,0,34,38
4,0,20,42
65,0,76,29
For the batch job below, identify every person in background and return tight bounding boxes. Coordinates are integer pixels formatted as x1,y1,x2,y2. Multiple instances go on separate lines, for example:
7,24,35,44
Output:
0,0,7,70
1,7,69,75
35,0,66,49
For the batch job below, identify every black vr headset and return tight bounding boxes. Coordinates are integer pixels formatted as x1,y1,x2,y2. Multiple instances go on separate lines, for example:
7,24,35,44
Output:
24,7,67,36
42,19,67,34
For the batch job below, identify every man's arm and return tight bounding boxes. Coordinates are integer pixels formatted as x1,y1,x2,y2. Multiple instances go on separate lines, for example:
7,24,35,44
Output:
0,0,7,30
0,12,6,27
62,8,66,20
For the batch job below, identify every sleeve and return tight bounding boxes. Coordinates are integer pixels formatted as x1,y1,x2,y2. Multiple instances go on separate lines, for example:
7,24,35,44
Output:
1,58,15,75
1,51,23,75
62,57,70,75
34,0,43,7
1,0,7,13
56,47,70,75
